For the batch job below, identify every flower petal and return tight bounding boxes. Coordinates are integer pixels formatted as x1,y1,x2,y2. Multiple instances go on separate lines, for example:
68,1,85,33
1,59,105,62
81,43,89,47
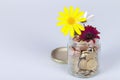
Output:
79,18,87,22
61,26,69,36
64,7,69,15
57,21,64,26
58,12,68,20
76,11,85,18
57,17,65,20
70,27,74,37
73,7,80,17
61,26,66,33
83,11,88,18
77,24,85,31
70,6,74,16
58,12,65,17
64,27,69,35
96,36,100,39
73,24,81,35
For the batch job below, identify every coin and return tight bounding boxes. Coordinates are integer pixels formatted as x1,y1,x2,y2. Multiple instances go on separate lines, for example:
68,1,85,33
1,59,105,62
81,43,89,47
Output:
79,40,88,45
86,52,97,60
79,59,87,69
86,59,97,70
80,51,88,58
72,56,79,73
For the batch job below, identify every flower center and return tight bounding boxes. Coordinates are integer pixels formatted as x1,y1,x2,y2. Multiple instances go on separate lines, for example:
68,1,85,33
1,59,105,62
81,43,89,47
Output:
68,17,75,25
86,33,94,39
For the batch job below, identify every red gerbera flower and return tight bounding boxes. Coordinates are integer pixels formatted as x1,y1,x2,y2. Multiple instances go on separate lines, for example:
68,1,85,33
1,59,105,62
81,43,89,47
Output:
79,25,100,42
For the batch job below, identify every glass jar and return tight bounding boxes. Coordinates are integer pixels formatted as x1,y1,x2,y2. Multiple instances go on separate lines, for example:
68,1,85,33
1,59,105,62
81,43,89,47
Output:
68,36,100,78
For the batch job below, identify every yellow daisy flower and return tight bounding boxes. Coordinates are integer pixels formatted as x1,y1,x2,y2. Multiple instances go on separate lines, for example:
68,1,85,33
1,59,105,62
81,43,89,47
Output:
57,6,87,37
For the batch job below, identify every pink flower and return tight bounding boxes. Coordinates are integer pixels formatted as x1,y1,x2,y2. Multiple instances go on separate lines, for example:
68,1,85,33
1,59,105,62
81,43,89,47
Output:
79,25,100,43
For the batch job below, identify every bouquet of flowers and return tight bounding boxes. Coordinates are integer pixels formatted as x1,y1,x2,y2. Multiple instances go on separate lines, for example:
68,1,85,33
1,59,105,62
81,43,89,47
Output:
57,6,100,77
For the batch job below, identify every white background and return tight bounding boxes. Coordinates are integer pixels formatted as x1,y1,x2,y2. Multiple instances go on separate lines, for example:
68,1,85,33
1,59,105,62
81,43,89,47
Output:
0,0,120,80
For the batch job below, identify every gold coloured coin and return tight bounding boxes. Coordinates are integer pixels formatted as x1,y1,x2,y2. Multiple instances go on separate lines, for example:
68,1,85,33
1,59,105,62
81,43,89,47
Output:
86,52,97,60
79,59,87,69
86,59,97,70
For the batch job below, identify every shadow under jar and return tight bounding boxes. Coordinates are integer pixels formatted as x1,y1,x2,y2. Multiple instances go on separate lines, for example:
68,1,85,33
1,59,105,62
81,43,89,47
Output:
68,36,100,78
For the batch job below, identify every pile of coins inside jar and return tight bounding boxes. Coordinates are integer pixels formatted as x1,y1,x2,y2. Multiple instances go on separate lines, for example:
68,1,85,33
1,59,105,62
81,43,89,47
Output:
68,35,99,77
